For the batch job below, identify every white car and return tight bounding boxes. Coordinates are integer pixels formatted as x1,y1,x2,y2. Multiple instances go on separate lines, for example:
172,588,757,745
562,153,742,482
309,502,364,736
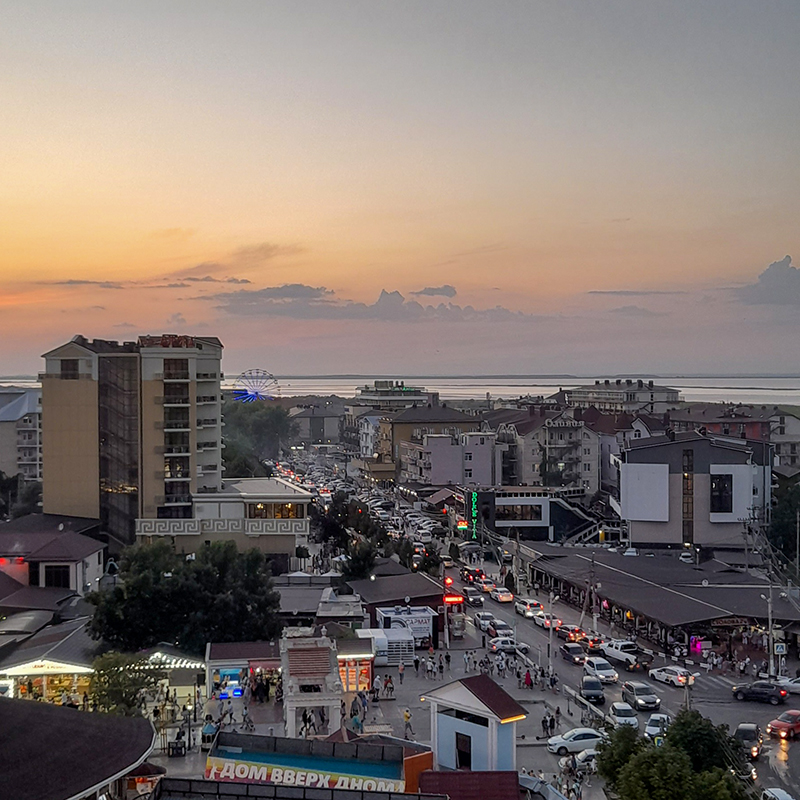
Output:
489,636,530,655
584,657,619,684
558,748,598,774
476,577,496,593
514,598,542,618
533,611,562,629
547,728,606,756
490,587,513,603
775,676,800,695
644,713,671,739
608,702,639,729
473,611,495,631
648,665,696,687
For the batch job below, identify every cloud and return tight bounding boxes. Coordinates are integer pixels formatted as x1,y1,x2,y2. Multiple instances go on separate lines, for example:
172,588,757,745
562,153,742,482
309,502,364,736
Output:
113,322,137,329
183,275,251,284
41,279,124,289
588,289,687,296
735,256,800,305
230,242,304,265
205,284,539,323
608,305,667,317
411,285,457,298
167,312,187,326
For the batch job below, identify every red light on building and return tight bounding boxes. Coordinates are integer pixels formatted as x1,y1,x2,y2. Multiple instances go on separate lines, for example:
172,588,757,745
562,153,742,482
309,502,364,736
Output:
442,508,447,514
15,557,24,564
444,576,454,587
443,594,464,605
0,558,6,565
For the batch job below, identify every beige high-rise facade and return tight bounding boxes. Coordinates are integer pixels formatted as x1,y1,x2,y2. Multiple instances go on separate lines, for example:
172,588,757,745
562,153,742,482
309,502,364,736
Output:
41,334,223,549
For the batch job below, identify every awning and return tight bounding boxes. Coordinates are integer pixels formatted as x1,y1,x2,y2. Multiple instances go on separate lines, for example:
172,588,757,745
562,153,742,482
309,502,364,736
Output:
4,659,93,676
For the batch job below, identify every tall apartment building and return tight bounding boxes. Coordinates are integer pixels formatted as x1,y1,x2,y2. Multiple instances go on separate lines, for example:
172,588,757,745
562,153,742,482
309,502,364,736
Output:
565,379,680,414
0,388,42,482
41,334,223,548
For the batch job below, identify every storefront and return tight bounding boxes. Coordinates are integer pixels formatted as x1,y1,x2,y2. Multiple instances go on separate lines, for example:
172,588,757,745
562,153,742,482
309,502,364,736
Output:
336,639,374,693
205,641,282,699
5,658,93,702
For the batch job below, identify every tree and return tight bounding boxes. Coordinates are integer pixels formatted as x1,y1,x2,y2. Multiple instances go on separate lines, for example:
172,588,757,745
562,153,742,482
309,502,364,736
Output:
691,768,749,800
90,651,164,715
222,399,299,462
341,539,377,581
616,745,695,800
666,709,740,775
11,481,42,517
222,438,270,478
596,724,646,788
88,540,282,655
504,571,516,594
769,483,800,564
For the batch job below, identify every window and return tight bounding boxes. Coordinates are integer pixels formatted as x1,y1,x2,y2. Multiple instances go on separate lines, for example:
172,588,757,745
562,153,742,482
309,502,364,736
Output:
583,463,591,472
710,474,734,514
776,444,782,455
682,449,694,473
44,565,71,589
792,444,797,454
465,452,473,461
464,469,473,479
60,359,79,380
583,448,591,455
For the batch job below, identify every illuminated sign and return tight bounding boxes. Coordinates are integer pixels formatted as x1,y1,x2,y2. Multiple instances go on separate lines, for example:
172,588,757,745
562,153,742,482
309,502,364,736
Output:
470,492,479,540
443,595,464,605
444,576,454,587
456,520,468,530
5,660,93,676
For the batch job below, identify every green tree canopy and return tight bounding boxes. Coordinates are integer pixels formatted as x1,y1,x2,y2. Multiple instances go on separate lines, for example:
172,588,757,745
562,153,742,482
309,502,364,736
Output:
222,399,299,463
341,539,377,581
90,651,164,716
88,540,282,655
596,723,646,788
770,483,800,565
11,481,42,518
666,709,741,775
617,745,695,800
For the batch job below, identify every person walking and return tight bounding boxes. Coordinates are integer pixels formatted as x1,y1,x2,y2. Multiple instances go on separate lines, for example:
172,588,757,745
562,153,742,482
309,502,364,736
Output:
541,713,550,738
373,674,382,702
438,655,444,680
463,651,470,672
555,706,562,728
403,708,415,739
414,655,420,676
445,651,451,672
398,662,405,685
549,715,556,736
524,669,533,690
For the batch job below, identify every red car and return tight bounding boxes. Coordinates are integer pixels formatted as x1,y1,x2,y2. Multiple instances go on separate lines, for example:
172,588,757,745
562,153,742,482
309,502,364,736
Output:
766,709,800,739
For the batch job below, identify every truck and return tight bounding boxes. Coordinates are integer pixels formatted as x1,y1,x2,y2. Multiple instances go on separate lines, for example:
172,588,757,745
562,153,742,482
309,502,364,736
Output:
600,640,653,672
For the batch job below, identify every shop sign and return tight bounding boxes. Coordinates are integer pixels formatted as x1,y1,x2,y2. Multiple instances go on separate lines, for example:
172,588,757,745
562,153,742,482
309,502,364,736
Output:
205,757,404,791
710,617,750,628
5,660,93,676
470,492,479,540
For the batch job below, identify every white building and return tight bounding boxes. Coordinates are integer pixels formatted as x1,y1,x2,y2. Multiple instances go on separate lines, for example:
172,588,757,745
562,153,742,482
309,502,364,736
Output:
358,413,383,459
0,388,42,482
400,432,504,487
566,379,680,414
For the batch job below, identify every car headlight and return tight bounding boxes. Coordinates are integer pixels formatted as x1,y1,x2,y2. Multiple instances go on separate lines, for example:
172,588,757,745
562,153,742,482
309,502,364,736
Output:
780,730,787,739
766,725,773,733
751,746,759,757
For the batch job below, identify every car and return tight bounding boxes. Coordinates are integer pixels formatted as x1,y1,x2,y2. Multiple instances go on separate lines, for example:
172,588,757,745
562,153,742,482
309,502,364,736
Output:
473,611,495,631
580,675,606,705
584,657,618,684
648,665,696,687
533,611,562,629
622,547,639,557
460,566,485,583
608,702,639,729
734,723,764,759
679,551,694,564
556,624,584,642
441,555,454,568
644,713,671,739
560,643,586,665
463,586,484,607
766,709,800,739
578,634,606,654
558,748,598,775
761,790,799,800
621,681,661,712
733,681,789,705
476,577,496,593
514,598,542,618
490,587,514,603
487,620,513,638
411,554,424,570
775,677,800,695
489,636,530,655
546,728,606,756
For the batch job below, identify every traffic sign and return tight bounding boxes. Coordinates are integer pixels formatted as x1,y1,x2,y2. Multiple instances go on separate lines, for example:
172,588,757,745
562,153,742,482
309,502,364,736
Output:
774,643,787,655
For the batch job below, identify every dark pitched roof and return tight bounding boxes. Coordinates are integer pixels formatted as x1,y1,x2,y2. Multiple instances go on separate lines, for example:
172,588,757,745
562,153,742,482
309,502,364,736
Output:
0,513,99,536
419,770,521,800
0,585,77,613
26,530,104,562
0,698,154,800
460,674,528,721
392,405,477,424
372,556,411,577
347,572,442,604
207,641,281,661
0,617,98,671
0,570,23,601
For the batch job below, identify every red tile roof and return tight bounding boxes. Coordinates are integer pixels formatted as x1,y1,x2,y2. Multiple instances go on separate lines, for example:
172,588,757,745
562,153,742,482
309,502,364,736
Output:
287,645,333,677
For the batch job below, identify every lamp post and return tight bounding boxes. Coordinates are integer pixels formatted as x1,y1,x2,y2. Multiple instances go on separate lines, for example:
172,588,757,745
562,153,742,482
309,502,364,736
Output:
760,585,774,677
548,592,560,677
684,673,700,710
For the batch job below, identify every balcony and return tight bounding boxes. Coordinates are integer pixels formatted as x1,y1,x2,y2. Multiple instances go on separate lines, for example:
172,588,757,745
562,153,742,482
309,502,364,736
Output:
162,396,191,407
197,441,218,451
196,395,219,404
197,418,218,428
196,372,218,381
163,472,192,480
160,371,191,381
159,494,192,505
163,420,191,431
163,446,191,456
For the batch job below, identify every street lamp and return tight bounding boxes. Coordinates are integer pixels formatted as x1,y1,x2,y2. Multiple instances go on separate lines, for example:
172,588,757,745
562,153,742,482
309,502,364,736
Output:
684,673,700,710
548,592,560,677
760,586,774,677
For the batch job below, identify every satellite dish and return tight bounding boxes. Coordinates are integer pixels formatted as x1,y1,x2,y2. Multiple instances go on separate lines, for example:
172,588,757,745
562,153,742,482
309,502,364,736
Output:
702,579,709,587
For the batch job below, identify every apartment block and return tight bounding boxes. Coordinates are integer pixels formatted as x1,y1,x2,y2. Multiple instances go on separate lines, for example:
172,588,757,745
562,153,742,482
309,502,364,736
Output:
0,388,42,482
41,334,223,548
399,431,504,487
565,379,680,414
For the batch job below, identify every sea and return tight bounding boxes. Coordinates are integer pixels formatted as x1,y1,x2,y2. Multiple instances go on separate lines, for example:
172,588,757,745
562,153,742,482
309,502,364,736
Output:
5,375,800,406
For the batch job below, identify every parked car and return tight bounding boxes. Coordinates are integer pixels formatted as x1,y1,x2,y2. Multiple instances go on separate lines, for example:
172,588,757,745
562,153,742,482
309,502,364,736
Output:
558,748,597,775
766,709,800,739
546,728,606,756
733,681,789,706
460,566,485,583
580,675,606,705
463,586,484,607
560,643,586,665
476,577,496,593
734,723,764,758
679,550,694,563
584,657,619,684
621,681,661,712
556,624,584,642
644,713,671,739
489,587,513,603
514,598,542,618
648,665,696,687
608,702,639,729
487,620,513,638
489,636,530,655
473,611,495,631
533,611,562,629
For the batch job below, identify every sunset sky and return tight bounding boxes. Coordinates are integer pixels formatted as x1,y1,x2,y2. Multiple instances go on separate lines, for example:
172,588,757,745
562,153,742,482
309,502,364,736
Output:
2,1,799,376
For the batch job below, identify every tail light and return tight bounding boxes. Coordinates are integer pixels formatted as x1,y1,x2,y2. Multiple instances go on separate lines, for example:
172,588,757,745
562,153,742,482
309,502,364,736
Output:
780,690,788,697
751,746,759,757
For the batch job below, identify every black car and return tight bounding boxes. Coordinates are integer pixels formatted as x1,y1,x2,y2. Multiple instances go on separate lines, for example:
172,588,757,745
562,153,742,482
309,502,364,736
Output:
621,681,661,711
732,681,788,706
463,586,484,607
460,566,485,584
734,723,763,760
560,643,585,665
580,675,605,705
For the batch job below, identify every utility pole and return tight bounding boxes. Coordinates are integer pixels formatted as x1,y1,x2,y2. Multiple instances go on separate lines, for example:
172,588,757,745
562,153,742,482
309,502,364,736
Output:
547,591,560,677
796,508,799,577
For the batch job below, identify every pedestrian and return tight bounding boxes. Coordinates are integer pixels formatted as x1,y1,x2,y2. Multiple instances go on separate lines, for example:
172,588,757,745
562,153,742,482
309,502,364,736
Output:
359,690,368,716
524,669,533,690
403,708,415,739
445,651,451,671
482,634,486,648
386,676,394,698
463,651,470,672
549,715,556,735
541,714,550,737
398,662,405,684
352,710,363,734
421,656,428,679
427,658,435,680
414,655,420,675
340,699,346,727
438,655,444,679
373,674,382,702
555,706,562,728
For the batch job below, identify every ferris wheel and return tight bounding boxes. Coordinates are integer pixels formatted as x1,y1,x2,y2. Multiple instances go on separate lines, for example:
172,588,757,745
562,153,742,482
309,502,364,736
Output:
232,369,280,402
